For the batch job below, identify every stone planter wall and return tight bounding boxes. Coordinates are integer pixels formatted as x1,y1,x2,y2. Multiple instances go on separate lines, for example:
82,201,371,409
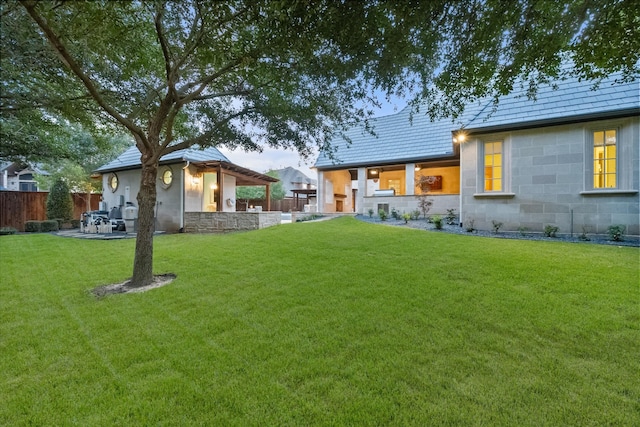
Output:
183,212,282,233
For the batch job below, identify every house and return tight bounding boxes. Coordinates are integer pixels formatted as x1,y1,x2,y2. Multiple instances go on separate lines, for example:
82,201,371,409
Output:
273,166,318,211
0,161,49,192
95,145,280,233
314,69,639,236
273,166,317,197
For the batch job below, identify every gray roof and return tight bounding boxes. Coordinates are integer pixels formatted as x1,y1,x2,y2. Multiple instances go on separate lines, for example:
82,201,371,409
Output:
274,166,317,197
95,145,230,173
275,166,316,185
314,106,466,170
464,73,640,132
315,68,639,170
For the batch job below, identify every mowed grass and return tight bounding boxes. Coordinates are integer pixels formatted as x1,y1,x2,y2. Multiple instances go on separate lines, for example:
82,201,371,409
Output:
1,216,638,426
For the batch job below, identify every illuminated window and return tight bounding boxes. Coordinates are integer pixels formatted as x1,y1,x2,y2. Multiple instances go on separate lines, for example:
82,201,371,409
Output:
160,166,173,189
484,141,502,191
593,130,617,189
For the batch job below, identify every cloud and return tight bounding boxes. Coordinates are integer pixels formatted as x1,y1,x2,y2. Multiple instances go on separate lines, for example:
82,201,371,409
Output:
218,146,317,178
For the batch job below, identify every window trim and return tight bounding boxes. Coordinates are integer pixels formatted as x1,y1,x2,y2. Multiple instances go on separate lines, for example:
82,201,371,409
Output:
591,128,618,190
160,166,173,189
476,136,511,196
108,172,119,192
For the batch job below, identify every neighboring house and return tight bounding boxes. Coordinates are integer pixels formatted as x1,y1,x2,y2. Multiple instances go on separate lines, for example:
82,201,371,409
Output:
273,166,317,197
314,69,639,236
273,166,318,210
0,161,49,192
95,145,279,233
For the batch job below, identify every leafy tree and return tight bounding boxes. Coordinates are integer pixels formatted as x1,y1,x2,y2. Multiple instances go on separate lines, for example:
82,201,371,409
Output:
4,0,637,287
46,178,73,221
236,170,285,208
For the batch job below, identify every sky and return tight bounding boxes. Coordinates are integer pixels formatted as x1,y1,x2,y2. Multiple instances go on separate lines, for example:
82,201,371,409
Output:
218,97,408,180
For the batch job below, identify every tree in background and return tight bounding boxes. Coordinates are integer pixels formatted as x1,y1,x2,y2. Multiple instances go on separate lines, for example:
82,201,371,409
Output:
46,178,73,221
3,1,637,287
236,170,285,210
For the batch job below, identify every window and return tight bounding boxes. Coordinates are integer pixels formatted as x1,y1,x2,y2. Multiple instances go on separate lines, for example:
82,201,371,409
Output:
108,173,119,192
484,141,502,191
160,166,173,189
593,129,616,189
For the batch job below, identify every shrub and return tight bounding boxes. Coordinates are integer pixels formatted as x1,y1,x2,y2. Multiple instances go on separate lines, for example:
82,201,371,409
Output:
491,220,503,234
41,220,60,232
518,226,529,236
432,215,443,229
391,208,400,220
445,209,457,225
417,195,433,219
47,178,73,221
378,209,388,221
544,225,559,237
367,208,374,218
0,227,18,235
410,210,421,220
296,214,323,223
465,218,475,233
607,225,626,242
70,219,81,229
579,225,591,241
25,221,42,232
402,213,411,224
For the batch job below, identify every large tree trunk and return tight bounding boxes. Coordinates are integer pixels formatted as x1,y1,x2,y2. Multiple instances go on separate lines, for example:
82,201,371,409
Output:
130,161,158,287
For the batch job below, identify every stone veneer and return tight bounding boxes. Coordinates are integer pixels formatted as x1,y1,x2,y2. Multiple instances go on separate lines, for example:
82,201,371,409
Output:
183,212,282,233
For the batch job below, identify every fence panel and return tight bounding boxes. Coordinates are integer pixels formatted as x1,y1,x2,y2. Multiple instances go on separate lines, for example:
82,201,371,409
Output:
0,192,101,231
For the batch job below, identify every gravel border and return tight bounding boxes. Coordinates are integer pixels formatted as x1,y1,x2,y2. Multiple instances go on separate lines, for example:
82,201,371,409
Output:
354,215,640,247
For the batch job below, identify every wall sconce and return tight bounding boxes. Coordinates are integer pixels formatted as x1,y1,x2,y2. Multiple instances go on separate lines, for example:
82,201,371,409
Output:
453,132,467,143
370,169,378,175
415,165,421,171
191,175,200,186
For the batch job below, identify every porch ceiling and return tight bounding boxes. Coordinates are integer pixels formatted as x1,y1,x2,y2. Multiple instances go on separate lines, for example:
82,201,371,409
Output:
192,160,279,186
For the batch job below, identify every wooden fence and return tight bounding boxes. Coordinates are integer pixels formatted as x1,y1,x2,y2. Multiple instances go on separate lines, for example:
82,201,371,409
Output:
0,191,101,231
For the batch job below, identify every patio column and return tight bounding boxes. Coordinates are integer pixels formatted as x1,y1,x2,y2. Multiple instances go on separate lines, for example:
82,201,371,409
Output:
317,170,325,213
405,163,415,196
357,167,366,214
265,184,271,211
217,171,223,212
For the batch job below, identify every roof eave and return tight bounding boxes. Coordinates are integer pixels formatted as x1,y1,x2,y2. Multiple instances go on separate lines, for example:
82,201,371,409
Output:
315,152,458,171
461,108,640,135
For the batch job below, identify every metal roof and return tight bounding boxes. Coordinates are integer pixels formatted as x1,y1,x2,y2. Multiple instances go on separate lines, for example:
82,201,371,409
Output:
463,73,640,133
95,145,231,173
315,69,639,170
314,106,467,170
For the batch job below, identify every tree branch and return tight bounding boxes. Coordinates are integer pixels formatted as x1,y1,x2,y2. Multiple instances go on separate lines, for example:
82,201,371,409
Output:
162,107,255,155
19,0,148,146
154,2,176,98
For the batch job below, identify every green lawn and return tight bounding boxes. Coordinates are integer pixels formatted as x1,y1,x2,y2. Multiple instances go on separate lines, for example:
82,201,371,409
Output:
1,216,638,426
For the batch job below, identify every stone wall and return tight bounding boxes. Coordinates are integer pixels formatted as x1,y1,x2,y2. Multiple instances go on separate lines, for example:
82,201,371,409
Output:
460,118,639,236
183,212,282,233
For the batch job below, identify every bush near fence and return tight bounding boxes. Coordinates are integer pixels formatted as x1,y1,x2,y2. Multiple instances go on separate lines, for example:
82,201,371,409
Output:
0,192,101,232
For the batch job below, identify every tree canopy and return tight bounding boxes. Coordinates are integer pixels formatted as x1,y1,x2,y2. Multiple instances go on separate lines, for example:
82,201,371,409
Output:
2,0,637,287
236,170,285,202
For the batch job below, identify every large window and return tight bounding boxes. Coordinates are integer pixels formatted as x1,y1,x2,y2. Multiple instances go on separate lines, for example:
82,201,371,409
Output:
593,129,616,189
484,141,502,191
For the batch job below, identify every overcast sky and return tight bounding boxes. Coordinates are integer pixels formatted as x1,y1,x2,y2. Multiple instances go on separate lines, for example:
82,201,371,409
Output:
219,97,407,180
